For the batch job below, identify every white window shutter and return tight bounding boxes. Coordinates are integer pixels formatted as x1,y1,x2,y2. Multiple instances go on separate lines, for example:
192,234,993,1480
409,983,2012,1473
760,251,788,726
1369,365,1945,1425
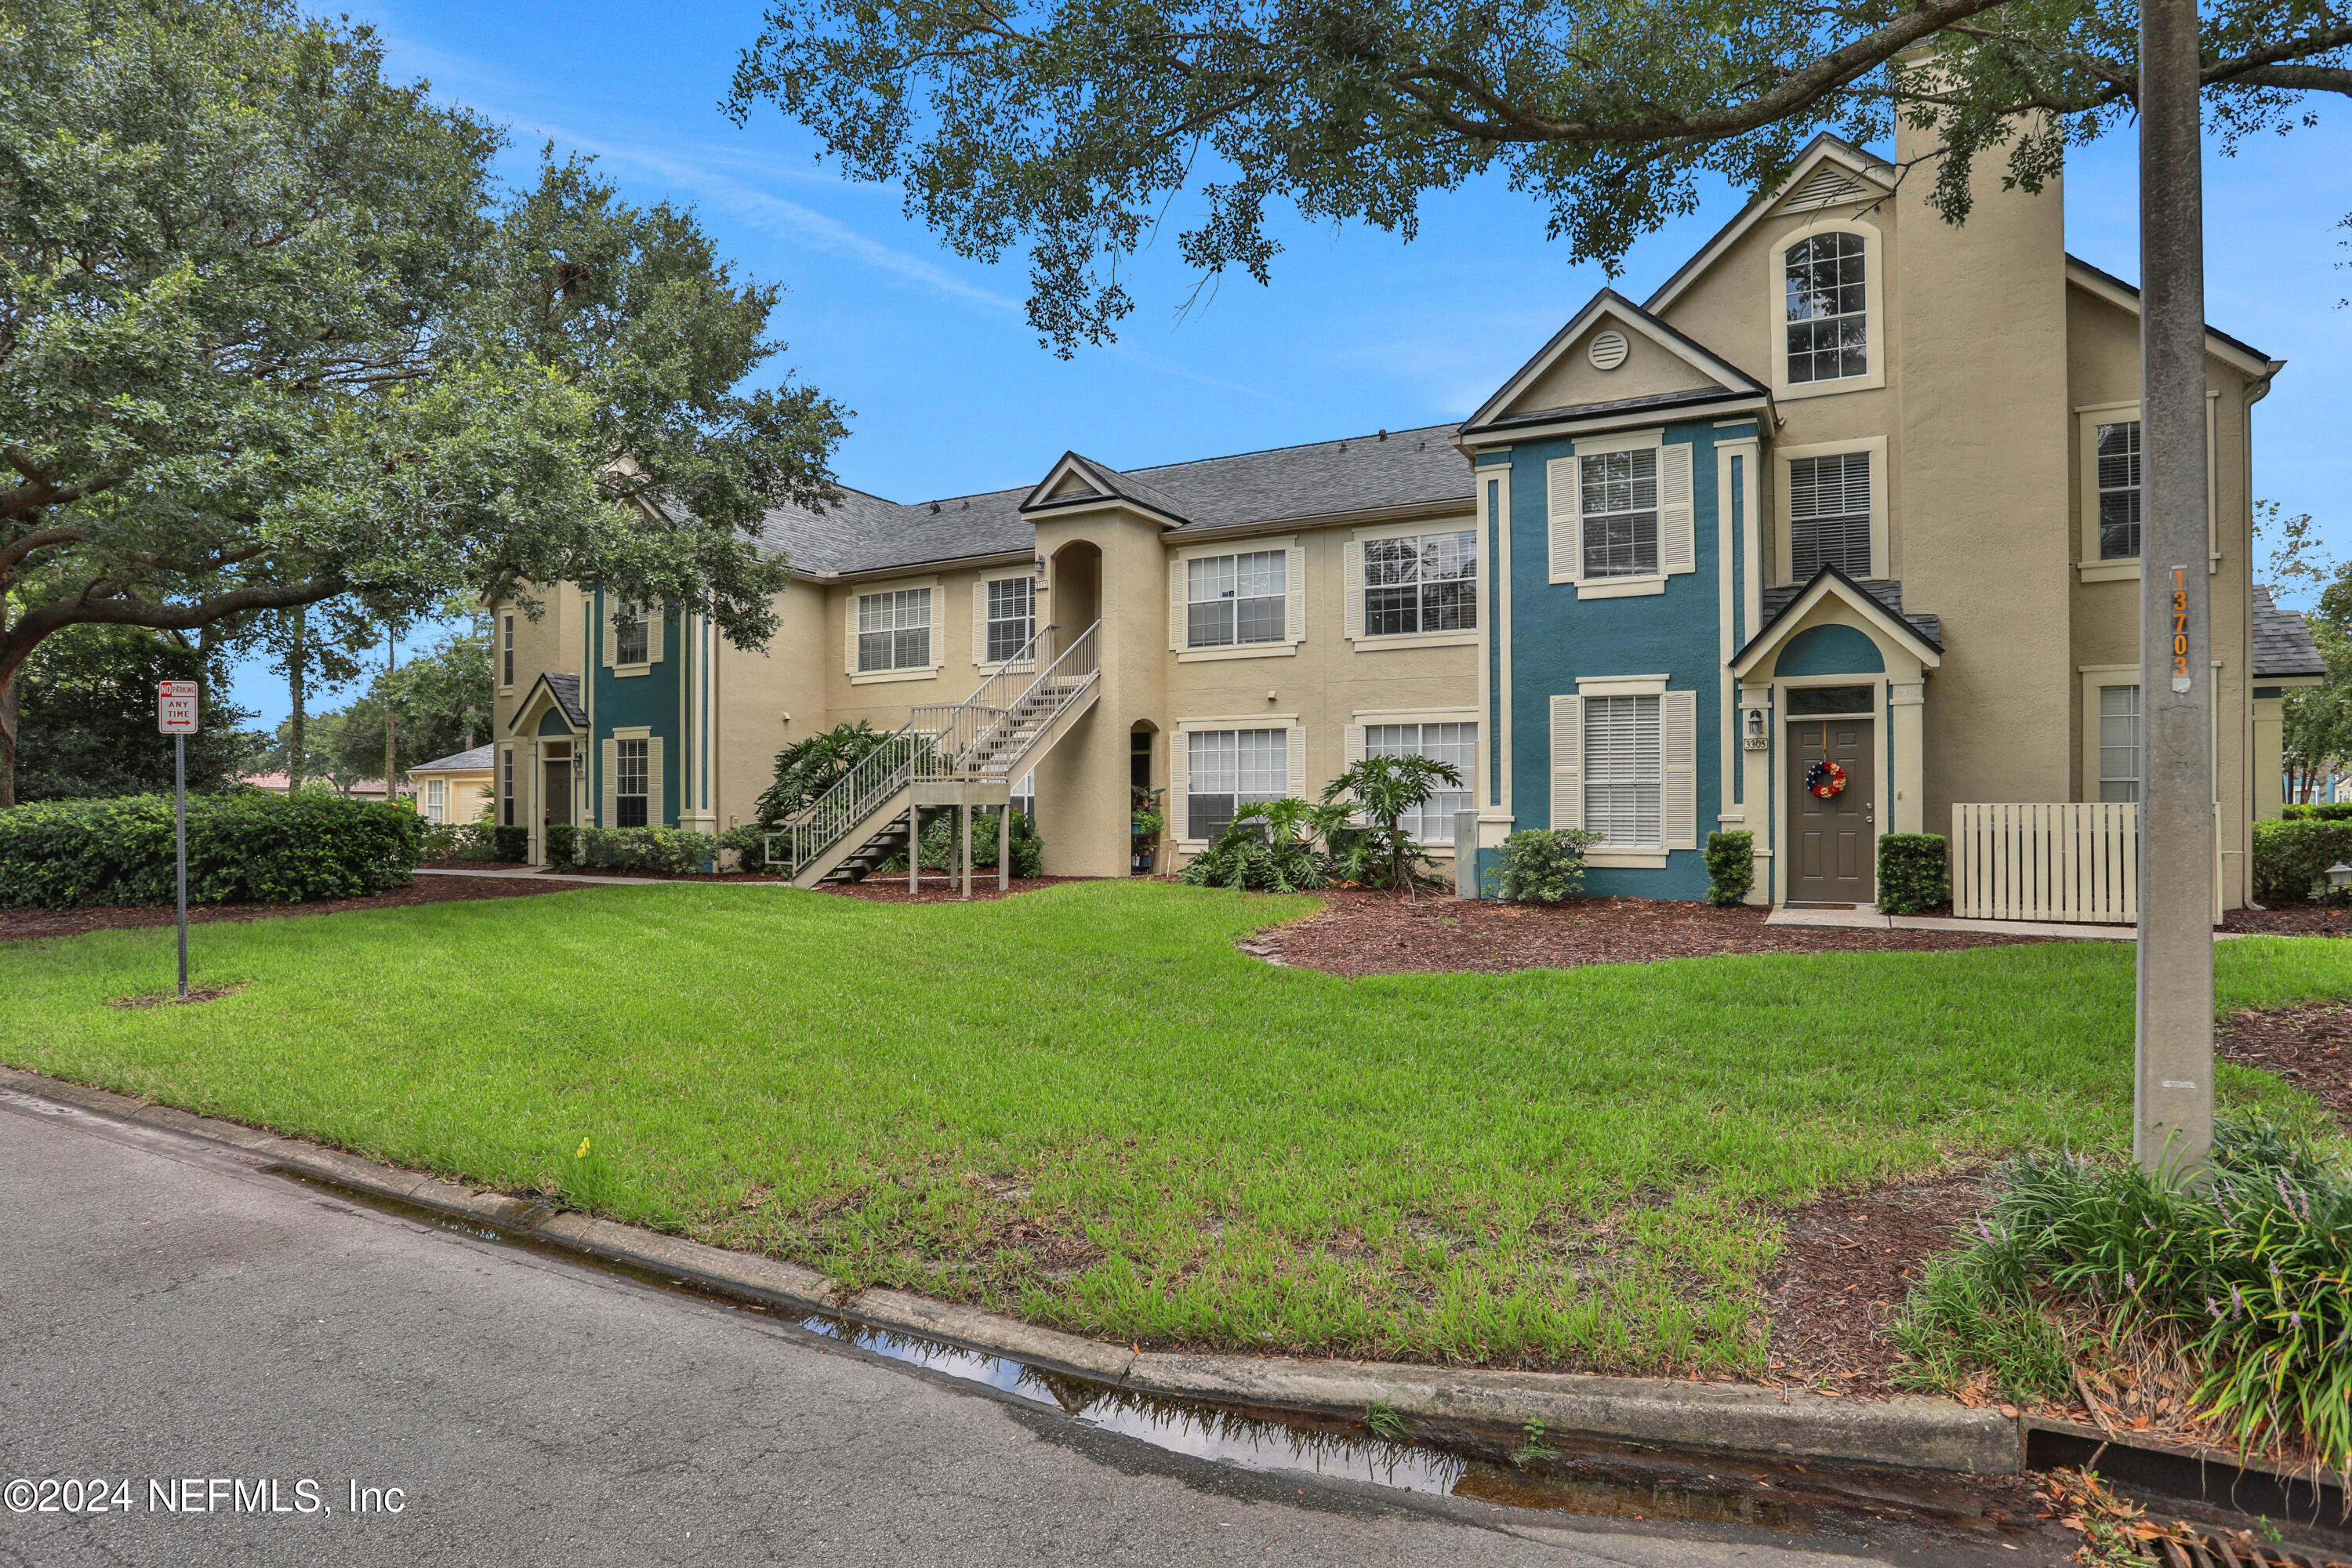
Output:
1546,457,1577,584
601,739,617,827
1549,695,1582,830
646,597,664,664
1286,544,1305,644
1344,724,1365,766
1168,560,1185,652
601,593,615,670
1661,445,1695,575
1662,690,1697,849
972,580,989,665
844,593,860,675
648,737,666,827
1343,541,1364,639
1286,725,1303,797
1169,731,1188,837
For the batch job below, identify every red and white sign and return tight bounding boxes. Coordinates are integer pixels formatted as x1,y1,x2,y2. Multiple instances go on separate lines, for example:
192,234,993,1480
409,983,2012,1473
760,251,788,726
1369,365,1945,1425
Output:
157,681,200,735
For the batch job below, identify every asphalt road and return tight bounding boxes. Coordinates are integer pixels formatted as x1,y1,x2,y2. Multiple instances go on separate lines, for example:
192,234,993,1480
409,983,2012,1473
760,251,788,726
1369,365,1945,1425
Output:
1,1089,1925,1568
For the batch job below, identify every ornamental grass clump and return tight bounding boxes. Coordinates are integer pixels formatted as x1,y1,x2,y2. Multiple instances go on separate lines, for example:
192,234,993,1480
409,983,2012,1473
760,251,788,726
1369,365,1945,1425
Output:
1896,1116,2352,1478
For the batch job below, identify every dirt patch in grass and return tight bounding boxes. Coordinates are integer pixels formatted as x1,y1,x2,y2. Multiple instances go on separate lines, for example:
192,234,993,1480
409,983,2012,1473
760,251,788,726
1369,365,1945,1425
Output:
1255,891,2073,977
2220,1000,2352,1127
1762,1169,1997,1395
818,874,1099,904
0,876,581,944
105,984,248,1007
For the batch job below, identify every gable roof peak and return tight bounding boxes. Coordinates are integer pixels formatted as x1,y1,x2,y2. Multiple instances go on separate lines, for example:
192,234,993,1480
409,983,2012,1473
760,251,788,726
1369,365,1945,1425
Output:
1460,289,1766,437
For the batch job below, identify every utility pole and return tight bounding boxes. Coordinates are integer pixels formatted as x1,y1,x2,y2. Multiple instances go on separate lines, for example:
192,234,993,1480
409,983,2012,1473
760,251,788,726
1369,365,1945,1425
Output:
2135,0,2215,1176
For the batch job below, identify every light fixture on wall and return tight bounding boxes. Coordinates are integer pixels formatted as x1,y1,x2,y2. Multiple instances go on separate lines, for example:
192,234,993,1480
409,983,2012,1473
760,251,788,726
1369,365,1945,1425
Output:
572,750,586,782
1033,556,1046,576
1743,706,1769,751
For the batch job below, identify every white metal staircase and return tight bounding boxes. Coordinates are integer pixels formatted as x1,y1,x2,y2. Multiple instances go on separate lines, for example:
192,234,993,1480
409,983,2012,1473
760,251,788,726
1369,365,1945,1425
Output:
769,622,1102,887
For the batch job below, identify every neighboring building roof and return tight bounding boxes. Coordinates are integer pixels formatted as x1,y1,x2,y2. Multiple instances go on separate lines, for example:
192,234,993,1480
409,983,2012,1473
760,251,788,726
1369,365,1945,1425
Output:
238,773,395,797
409,744,494,775
753,423,1470,577
2252,584,2327,681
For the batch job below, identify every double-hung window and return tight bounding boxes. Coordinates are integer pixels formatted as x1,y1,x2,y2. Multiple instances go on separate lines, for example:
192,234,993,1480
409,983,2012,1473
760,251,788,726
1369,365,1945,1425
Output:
615,739,650,827
1186,551,1286,648
499,748,515,827
1787,452,1872,579
1186,728,1287,840
1584,695,1662,849
425,779,446,823
2098,685,2141,803
1580,451,1658,579
613,603,650,666
500,615,515,688
985,577,1035,662
2096,421,2142,560
1365,532,1477,636
857,588,933,673
1363,723,1476,842
1784,234,1867,383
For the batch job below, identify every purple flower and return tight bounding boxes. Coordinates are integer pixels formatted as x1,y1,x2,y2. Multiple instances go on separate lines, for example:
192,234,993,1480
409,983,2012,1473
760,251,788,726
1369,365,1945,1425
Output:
1978,1217,1995,1245
2232,1285,2245,1314
2125,1272,2138,1293
2206,1295,2224,1319
2291,1312,2304,1330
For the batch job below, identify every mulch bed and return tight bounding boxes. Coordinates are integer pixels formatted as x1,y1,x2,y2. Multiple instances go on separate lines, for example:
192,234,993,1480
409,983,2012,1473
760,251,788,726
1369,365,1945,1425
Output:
2219,1001,2352,1127
1761,1170,1997,1393
419,858,533,872
2222,902,2352,936
0,875,581,944
1252,891,2074,977
818,874,1094,904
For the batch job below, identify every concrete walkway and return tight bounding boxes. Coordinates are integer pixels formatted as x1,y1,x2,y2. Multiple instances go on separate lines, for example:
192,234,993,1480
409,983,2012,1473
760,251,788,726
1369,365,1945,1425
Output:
414,866,772,888
1762,906,2247,942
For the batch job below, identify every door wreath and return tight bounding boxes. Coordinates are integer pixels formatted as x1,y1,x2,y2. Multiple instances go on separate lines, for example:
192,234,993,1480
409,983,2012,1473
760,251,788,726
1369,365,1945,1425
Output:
1804,759,1847,799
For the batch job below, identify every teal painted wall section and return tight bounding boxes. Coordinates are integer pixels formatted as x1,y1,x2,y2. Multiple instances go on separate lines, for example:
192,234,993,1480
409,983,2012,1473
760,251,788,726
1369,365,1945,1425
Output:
1502,419,1732,900
537,706,574,737
588,587,682,827
1775,623,1885,677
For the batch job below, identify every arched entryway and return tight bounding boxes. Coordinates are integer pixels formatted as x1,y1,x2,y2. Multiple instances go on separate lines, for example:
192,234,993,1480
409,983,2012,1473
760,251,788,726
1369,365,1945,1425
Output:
1050,540,1100,658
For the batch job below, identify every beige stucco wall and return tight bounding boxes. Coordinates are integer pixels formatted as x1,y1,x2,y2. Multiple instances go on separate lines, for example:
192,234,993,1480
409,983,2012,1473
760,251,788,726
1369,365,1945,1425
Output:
1512,314,1720,414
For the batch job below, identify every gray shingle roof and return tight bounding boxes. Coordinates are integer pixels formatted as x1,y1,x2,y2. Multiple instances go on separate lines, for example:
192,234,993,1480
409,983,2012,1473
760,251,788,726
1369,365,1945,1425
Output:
2252,584,2325,681
409,743,492,775
1759,576,1943,652
754,423,1470,577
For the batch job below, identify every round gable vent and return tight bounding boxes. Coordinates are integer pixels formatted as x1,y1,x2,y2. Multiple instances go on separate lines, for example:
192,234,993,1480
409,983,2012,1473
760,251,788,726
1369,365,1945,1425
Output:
1588,328,1630,371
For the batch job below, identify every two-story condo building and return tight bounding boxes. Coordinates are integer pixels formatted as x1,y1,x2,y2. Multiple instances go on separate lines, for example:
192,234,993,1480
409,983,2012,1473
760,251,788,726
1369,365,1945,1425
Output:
492,125,2323,909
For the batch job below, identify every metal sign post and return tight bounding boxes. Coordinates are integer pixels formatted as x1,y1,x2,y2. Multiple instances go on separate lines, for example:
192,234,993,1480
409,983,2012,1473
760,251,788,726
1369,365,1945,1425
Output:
158,681,199,1001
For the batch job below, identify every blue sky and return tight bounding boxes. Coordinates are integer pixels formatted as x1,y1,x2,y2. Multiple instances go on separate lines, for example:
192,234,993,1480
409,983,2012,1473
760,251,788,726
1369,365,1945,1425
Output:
226,0,2352,726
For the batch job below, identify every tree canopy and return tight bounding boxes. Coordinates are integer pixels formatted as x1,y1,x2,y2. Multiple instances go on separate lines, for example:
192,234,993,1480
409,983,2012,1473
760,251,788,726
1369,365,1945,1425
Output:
0,0,847,803
11,626,264,800
728,0,2352,352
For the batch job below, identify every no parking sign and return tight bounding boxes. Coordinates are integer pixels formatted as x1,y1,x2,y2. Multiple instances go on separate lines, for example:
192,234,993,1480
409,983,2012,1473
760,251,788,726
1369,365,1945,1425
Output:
157,680,199,734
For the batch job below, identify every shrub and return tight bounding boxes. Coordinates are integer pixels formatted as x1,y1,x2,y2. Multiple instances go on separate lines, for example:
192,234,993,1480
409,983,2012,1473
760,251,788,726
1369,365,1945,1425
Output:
0,792,420,908
543,823,577,868
1319,754,1462,891
436,822,531,863
1875,833,1947,915
419,823,461,862
2281,801,2352,822
715,824,775,873
1486,828,1598,904
1704,829,1755,906
1894,1116,2352,1475
754,720,891,825
575,826,710,876
1178,799,1330,892
2253,818,2352,905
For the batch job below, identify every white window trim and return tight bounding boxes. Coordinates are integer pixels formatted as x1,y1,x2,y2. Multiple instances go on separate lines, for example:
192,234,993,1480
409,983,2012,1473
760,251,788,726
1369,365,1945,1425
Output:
1170,535,1305,662
1170,714,1304,849
2073,397,2220,581
846,575,943,684
497,611,516,693
1773,436,1887,586
1349,709,1479,858
604,593,661,678
1566,674,1687,866
1344,516,1480,648
973,570,1040,673
1767,215,1886,402
1545,428,1694,597
1576,673,1671,696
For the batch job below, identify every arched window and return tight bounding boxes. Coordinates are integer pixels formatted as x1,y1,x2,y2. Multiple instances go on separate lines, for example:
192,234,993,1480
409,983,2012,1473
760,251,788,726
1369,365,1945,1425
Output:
1784,233,1867,383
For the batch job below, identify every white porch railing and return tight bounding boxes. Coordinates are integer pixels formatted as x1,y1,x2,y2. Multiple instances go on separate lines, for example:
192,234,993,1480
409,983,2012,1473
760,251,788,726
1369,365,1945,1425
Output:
1950,803,2221,925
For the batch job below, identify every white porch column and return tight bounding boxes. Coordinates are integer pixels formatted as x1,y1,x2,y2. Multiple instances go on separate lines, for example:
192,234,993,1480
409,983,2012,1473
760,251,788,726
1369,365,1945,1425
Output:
1889,680,1926,835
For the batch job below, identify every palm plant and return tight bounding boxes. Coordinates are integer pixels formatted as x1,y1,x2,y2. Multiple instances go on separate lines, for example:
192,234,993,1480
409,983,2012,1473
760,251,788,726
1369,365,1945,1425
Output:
754,720,888,824
1319,754,1463,895
1177,796,1337,892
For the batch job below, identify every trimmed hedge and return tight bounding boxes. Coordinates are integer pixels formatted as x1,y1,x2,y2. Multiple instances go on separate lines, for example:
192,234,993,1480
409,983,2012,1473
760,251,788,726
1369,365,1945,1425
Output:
576,826,710,876
1875,833,1948,915
2252,818,2352,905
1704,829,1755,906
0,792,421,909
2280,802,2352,822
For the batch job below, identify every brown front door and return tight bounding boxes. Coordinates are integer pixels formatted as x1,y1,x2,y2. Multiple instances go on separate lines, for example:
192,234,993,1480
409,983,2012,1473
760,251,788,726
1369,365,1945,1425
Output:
1787,718,1874,904
543,760,573,826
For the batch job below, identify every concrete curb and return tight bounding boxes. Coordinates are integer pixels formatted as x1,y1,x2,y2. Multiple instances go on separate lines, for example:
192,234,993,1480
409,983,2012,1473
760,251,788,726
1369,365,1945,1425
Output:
1,1065,2020,1475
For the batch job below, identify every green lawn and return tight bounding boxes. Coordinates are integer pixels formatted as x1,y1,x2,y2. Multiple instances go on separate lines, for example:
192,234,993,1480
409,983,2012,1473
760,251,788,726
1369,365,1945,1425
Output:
3,880,2343,1375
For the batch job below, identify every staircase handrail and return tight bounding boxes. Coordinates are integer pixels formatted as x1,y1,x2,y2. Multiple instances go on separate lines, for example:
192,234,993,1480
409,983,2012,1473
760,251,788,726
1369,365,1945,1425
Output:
767,721,924,875
954,620,1101,781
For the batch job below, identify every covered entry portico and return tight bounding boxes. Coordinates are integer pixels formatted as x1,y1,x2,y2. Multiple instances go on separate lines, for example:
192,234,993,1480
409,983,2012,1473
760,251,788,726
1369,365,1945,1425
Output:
1729,567,1943,908
503,673,590,866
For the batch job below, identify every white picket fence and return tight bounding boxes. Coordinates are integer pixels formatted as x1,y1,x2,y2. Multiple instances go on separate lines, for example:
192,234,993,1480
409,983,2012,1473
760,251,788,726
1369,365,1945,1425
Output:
1951,803,2220,925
